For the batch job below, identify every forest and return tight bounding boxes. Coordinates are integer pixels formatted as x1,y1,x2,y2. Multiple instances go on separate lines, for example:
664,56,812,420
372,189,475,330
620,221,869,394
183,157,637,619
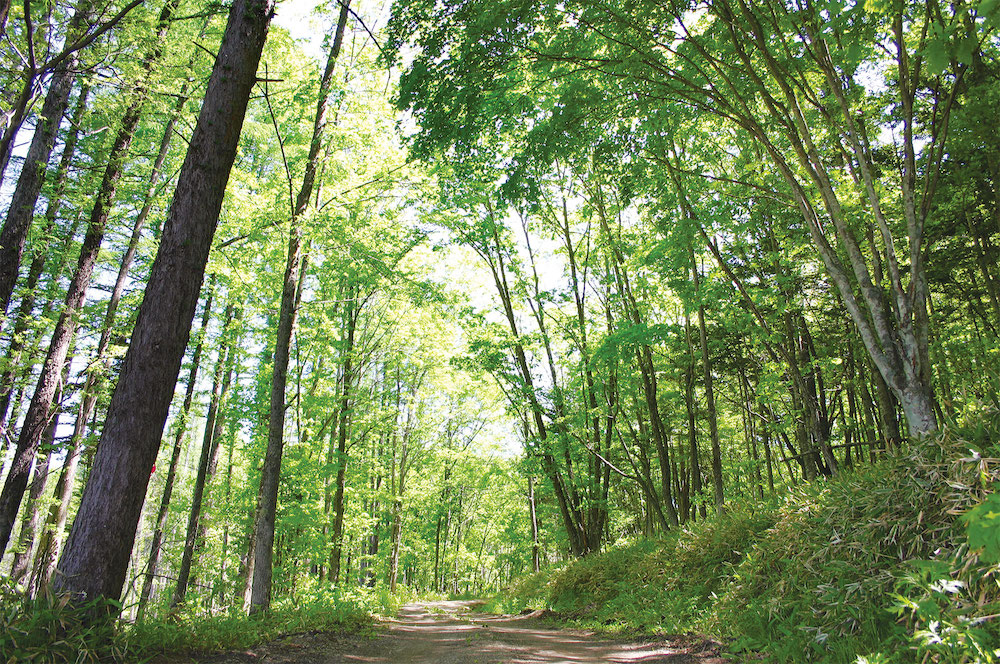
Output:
0,0,998,661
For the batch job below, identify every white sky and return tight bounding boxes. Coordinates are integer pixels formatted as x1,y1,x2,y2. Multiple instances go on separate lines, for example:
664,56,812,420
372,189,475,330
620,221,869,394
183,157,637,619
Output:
274,0,325,48
273,0,394,61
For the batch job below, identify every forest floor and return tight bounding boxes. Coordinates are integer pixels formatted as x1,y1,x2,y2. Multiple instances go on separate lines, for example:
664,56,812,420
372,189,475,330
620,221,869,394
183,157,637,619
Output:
154,600,730,663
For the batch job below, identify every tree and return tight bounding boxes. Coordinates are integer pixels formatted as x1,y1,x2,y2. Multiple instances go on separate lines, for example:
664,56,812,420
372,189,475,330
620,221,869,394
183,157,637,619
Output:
0,0,143,316
248,0,351,613
386,0,998,436
54,0,275,605
0,0,180,557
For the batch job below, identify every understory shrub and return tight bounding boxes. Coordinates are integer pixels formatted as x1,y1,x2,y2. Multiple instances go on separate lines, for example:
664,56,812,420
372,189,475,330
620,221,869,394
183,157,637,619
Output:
1,583,393,663
0,584,123,663
125,585,392,659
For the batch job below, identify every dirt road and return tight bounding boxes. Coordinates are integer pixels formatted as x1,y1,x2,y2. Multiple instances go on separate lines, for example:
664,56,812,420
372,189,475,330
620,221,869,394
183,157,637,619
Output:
186,600,727,663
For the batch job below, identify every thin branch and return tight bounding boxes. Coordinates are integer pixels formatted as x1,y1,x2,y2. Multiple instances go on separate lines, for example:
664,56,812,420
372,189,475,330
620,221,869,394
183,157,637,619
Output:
260,63,296,215
43,0,144,73
332,0,384,55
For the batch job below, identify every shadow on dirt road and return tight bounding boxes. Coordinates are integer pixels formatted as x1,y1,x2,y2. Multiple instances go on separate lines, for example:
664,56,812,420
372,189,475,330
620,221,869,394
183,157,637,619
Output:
163,600,728,663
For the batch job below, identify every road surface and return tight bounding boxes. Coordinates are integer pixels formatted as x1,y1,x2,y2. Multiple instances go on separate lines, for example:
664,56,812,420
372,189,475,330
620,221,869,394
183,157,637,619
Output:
171,600,727,663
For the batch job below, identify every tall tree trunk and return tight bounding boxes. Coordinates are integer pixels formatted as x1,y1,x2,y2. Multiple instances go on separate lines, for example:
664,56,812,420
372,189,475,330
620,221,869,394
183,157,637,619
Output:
249,0,350,613
690,250,725,509
0,206,87,466
217,426,237,604
0,0,94,316
8,400,60,584
682,315,704,520
388,496,403,593
171,306,235,608
38,53,197,603
361,431,383,588
0,72,38,187
0,0,180,559
528,476,541,573
54,0,274,606
0,0,10,40
30,363,89,594
328,282,357,586
71,30,210,455
0,86,90,443
248,231,303,609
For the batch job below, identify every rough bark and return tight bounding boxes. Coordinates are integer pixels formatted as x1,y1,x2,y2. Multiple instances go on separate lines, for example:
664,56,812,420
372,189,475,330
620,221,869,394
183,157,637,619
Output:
72,30,206,450
54,0,274,605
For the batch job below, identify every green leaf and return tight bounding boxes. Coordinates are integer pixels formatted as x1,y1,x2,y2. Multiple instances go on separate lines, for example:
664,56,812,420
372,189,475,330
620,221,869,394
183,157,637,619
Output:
962,488,1000,563
978,0,1000,24
924,39,950,75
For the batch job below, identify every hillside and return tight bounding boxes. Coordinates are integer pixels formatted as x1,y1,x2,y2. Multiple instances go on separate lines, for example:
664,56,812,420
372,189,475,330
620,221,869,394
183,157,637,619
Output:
492,411,1000,662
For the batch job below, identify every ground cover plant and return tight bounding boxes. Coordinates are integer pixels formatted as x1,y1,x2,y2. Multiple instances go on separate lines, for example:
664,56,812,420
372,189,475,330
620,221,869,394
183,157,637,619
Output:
491,409,1000,662
1,584,400,663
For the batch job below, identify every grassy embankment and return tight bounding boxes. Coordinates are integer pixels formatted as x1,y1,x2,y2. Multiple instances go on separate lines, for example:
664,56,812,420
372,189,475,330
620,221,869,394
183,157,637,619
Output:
490,408,1000,662
1,583,407,662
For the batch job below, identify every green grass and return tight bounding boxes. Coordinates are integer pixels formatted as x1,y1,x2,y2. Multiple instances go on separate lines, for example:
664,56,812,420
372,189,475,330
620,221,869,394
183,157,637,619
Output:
493,408,1000,663
124,585,399,660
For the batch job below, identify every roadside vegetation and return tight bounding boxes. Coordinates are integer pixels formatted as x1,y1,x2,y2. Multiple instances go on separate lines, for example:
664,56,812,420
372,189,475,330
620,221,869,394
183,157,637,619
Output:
490,408,1000,663
1,584,403,662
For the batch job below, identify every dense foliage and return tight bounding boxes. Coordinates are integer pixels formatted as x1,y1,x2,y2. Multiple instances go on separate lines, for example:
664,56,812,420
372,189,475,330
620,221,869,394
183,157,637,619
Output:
0,0,996,660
